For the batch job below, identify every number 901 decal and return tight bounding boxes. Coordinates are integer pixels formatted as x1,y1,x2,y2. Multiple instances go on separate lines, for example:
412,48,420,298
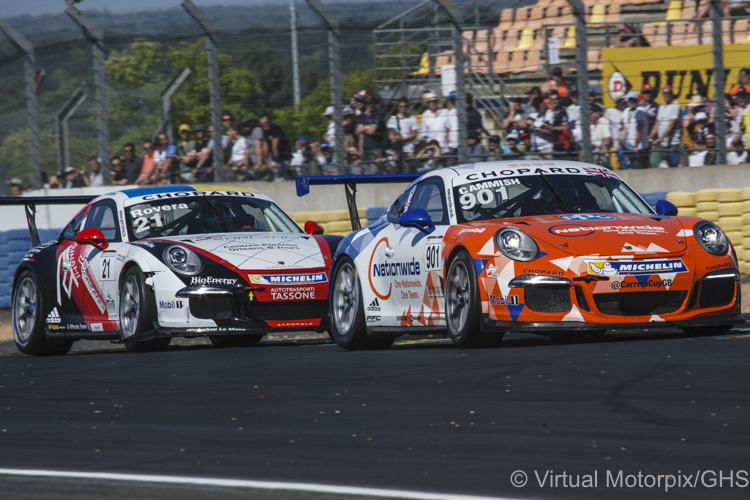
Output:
457,178,520,210
425,243,442,272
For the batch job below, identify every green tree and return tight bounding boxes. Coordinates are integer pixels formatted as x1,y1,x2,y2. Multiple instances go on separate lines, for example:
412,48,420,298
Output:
169,42,261,127
275,69,375,141
0,128,95,193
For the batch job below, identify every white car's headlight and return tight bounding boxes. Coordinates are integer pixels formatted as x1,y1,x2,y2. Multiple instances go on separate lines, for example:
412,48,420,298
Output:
163,245,203,275
494,228,539,261
694,221,729,256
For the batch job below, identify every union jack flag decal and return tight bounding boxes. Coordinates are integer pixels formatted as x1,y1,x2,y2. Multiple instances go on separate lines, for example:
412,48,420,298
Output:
583,166,621,180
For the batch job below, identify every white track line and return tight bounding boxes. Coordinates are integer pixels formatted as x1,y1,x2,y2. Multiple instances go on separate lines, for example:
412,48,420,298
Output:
0,468,524,500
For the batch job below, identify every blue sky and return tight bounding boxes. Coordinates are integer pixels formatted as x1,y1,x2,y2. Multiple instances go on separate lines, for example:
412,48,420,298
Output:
1,0,356,18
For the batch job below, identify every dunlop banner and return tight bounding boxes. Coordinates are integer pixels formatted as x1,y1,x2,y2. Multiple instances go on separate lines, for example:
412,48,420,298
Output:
601,45,750,108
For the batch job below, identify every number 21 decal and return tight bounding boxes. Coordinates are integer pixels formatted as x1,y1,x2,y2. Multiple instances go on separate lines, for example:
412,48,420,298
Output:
100,257,114,281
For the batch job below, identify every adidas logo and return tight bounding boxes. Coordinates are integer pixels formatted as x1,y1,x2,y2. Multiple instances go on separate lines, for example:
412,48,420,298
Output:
46,307,61,324
367,298,381,312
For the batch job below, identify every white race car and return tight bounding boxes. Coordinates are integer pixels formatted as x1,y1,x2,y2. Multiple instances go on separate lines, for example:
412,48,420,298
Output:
11,185,340,355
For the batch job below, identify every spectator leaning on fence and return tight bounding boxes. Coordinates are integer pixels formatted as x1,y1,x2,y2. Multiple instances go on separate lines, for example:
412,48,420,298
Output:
650,85,682,168
466,130,488,163
386,97,419,158
121,143,141,185
260,114,293,181
566,85,582,147
419,91,449,158
135,138,156,185
589,104,612,167
225,126,248,181
606,95,626,159
111,156,129,185
7,178,23,196
87,156,103,187
154,132,177,184
174,124,197,183
354,97,384,175
503,95,525,134
618,91,650,169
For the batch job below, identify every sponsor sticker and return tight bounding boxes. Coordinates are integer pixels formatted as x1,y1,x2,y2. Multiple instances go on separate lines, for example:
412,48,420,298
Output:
558,214,616,221
486,264,498,278
612,279,673,290
425,243,442,272
490,294,520,306
190,276,237,286
367,298,381,312
90,323,104,332
453,166,586,186
588,259,687,276
549,224,667,237
266,319,321,328
46,307,61,324
159,300,184,309
270,287,316,300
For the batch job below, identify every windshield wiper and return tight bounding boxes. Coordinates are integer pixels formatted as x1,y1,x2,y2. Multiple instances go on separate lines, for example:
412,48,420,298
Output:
201,195,230,232
538,172,574,214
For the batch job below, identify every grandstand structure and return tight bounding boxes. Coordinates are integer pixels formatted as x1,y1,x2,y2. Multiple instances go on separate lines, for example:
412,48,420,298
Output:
373,0,750,133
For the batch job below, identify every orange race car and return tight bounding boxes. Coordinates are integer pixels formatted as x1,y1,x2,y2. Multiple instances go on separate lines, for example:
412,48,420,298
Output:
305,161,743,349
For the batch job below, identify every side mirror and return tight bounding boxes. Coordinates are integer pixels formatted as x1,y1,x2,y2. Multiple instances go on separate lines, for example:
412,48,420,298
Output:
655,200,678,216
75,228,109,251
304,220,324,235
398,208,435,234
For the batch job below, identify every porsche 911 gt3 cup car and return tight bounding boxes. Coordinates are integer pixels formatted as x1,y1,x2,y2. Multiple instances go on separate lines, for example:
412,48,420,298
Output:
11,185,340,355
320,161,743,349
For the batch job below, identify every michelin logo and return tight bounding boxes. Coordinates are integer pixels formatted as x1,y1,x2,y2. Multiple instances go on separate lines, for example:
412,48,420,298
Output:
46,307,61,324
589,259,687,276
250,273,327,285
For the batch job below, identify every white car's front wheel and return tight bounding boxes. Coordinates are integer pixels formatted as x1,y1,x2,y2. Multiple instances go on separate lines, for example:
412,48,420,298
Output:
119,267,170,352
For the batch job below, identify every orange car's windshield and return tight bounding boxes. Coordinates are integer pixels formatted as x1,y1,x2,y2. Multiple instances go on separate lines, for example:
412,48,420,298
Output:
453,174,652,223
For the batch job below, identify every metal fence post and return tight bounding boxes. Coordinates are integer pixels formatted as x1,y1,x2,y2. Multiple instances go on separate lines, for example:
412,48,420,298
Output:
0,19,43,189
65,6,111,185
710,0,726,165
435,0,467,164
159,67,192,143
568,0,592,164
306,0,345,174
291,0,301,108
182,0,225,182
56,87,87,175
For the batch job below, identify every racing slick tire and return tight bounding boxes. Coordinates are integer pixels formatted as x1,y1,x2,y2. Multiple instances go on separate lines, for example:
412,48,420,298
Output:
209,334,264,348
446,251,503,348
681,324,734,337
12,269,73,356
119,267,171,353
330,256,394,350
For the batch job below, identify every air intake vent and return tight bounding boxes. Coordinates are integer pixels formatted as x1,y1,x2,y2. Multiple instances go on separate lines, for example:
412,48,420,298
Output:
525,286,572,313
594,291,687,316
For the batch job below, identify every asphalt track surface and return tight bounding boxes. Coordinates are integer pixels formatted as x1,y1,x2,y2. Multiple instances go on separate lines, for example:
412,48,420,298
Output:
1,326,749,500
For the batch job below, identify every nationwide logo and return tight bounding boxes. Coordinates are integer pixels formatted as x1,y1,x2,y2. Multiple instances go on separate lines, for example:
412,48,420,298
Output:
367,298,381,312
588,259,688,276
372,258,421,278
46,307,61,324
190,276,237,286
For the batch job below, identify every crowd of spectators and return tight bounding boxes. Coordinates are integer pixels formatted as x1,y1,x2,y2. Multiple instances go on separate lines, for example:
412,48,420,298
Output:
6,67,750,195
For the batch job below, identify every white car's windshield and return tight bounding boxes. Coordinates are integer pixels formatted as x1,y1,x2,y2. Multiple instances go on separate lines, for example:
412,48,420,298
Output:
453,174,652,223
125,195,301,240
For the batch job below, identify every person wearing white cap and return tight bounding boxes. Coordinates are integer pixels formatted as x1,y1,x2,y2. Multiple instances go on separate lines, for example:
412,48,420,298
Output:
419,91,449,155
7,178,23,197
606,93,627,155
618,90,649,169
